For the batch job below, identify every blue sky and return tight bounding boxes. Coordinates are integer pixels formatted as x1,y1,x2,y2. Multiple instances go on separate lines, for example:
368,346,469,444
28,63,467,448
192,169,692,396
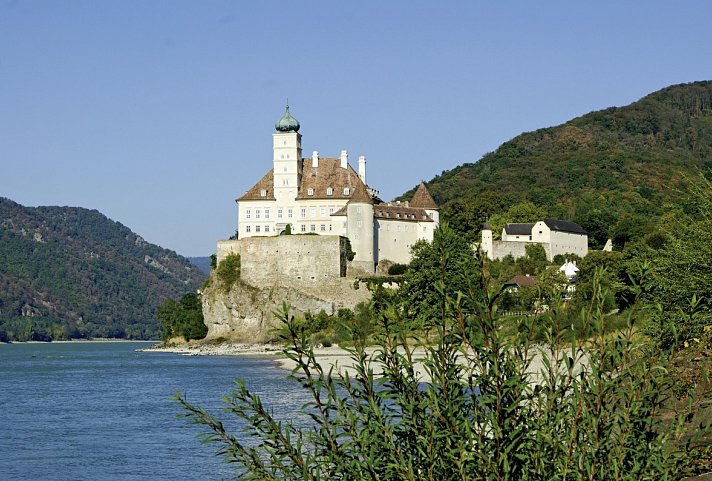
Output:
2,1,711,256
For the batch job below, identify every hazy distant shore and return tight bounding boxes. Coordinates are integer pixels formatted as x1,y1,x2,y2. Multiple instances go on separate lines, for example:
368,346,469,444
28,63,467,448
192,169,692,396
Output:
1,339,158,345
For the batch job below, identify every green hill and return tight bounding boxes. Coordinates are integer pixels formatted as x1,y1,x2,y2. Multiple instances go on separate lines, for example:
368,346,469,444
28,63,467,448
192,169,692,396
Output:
406,81,712,247
0,198,205,341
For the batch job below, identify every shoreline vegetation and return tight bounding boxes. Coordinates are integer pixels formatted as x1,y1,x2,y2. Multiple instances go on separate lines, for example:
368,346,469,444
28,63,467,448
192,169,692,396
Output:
0,338,158,345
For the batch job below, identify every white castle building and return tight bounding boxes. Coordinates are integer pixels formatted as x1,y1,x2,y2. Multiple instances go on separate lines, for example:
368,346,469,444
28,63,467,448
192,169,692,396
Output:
232,105,439,274
481,219,588,261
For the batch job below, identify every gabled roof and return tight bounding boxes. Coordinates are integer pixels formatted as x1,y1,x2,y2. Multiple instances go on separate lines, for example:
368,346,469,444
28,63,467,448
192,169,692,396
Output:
541,218,587,235
237,170,275,201
504,223,534,236
297,157,366,200
409,182,438,209
238,157,370,202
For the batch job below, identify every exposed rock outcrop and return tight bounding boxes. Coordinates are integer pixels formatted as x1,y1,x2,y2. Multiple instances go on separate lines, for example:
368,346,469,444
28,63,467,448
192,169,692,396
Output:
201,276,371,343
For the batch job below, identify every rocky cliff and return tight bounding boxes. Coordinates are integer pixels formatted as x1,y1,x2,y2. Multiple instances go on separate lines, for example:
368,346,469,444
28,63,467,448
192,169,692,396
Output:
201,276,371,343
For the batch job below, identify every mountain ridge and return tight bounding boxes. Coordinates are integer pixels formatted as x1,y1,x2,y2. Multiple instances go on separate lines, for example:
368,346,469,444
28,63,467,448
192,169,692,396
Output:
0,198,205,341
403,81,712,247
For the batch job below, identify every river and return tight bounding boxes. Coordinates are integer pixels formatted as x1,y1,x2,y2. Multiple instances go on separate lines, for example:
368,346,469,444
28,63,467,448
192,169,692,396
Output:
0,341,307,480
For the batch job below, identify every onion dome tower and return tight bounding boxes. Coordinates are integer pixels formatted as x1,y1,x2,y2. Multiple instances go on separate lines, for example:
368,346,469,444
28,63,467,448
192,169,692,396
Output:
275,104,300,132
273,104,303,201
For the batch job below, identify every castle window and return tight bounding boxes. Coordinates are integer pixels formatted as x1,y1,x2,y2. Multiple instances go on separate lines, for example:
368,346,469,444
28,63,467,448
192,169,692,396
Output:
265,209,270,219
329,224,332,231
265,225,270,232
307,188,314,196
320,224,326,232
246,210,251,219
320,208,326,217
282,179,288,186
326,187,333,196
310,224,316,232
277,209,283,218
343,187,350,196
357,220,363,228
300,208,306,218
300,224,306,232
329,207,334,214
356,206,362,214
310,208,316,217
246,225,251,233
288,208,293,218
255,210,261,219
255,226,261,233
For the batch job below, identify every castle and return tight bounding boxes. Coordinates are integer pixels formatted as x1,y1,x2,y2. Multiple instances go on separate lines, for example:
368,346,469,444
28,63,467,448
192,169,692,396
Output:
217,106,440,277
480,219,588,261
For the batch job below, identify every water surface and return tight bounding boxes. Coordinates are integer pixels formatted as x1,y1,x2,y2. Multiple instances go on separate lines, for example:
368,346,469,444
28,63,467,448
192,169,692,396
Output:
0,342,305,480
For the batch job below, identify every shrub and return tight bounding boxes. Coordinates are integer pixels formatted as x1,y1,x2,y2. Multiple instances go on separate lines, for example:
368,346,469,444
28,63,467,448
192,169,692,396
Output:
215,253,241,292
387,263,407,275
176,281,709,480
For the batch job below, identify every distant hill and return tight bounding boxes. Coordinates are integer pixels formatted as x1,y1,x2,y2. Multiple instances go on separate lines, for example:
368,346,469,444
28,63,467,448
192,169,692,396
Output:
0,198,205,341
187,256,212,276
404,81,712,247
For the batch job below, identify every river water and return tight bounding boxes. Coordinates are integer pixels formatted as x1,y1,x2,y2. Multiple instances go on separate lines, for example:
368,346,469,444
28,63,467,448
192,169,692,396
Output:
0,341,308,480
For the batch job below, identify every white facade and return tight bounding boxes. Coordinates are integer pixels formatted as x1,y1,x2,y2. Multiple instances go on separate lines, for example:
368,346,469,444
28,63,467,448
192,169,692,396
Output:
481,219,588,261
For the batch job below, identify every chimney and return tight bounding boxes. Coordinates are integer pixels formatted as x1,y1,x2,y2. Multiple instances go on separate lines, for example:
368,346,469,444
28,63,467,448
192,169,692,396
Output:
340,150,348,169
358,155,366,184
312,151,319,168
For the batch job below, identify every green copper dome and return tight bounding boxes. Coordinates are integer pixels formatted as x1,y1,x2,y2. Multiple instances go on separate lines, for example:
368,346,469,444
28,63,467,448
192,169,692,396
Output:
275,105,300,132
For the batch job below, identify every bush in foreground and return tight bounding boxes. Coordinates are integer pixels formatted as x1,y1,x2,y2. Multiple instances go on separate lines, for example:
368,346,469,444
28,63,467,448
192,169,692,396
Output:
175,263,710,480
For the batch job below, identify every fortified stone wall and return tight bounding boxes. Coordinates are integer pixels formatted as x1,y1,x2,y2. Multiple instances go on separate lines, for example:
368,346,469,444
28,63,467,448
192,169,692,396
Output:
217,235,346,287
489,241,552,261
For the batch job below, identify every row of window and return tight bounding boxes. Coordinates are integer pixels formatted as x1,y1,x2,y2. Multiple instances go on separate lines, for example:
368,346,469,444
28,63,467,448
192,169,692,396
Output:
245,207,338,220
244,224,334,234
259,187,351,198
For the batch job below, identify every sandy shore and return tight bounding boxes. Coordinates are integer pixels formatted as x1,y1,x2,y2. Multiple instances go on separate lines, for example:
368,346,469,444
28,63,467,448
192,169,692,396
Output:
141,342,569,381
139,342,430,376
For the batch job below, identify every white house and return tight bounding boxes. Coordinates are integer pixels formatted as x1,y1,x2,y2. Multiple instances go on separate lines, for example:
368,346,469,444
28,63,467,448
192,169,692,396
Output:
234,105,440,274
481,218,588,261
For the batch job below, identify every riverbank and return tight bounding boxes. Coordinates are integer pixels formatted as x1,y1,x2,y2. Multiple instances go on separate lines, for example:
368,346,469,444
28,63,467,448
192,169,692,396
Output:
142,341,431,377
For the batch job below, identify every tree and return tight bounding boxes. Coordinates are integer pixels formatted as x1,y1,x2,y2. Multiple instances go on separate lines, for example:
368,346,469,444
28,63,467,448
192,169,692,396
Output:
643,172,712,348
157,292,207,341
398,222,482,328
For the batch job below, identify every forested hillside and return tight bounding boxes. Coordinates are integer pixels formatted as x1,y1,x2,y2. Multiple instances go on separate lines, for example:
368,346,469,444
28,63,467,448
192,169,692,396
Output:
0,198,205,341
405,81,712,247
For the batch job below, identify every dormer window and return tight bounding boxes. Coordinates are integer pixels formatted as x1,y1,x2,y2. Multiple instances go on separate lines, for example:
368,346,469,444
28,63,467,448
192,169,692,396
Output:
343,187,350,196
307,188,314,196
260,189,267,197
326,187,333,196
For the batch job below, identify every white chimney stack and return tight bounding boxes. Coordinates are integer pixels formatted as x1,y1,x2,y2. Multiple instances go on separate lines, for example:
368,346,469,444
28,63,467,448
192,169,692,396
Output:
340,150,348,169
358,155,366,184
312,151,319,168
